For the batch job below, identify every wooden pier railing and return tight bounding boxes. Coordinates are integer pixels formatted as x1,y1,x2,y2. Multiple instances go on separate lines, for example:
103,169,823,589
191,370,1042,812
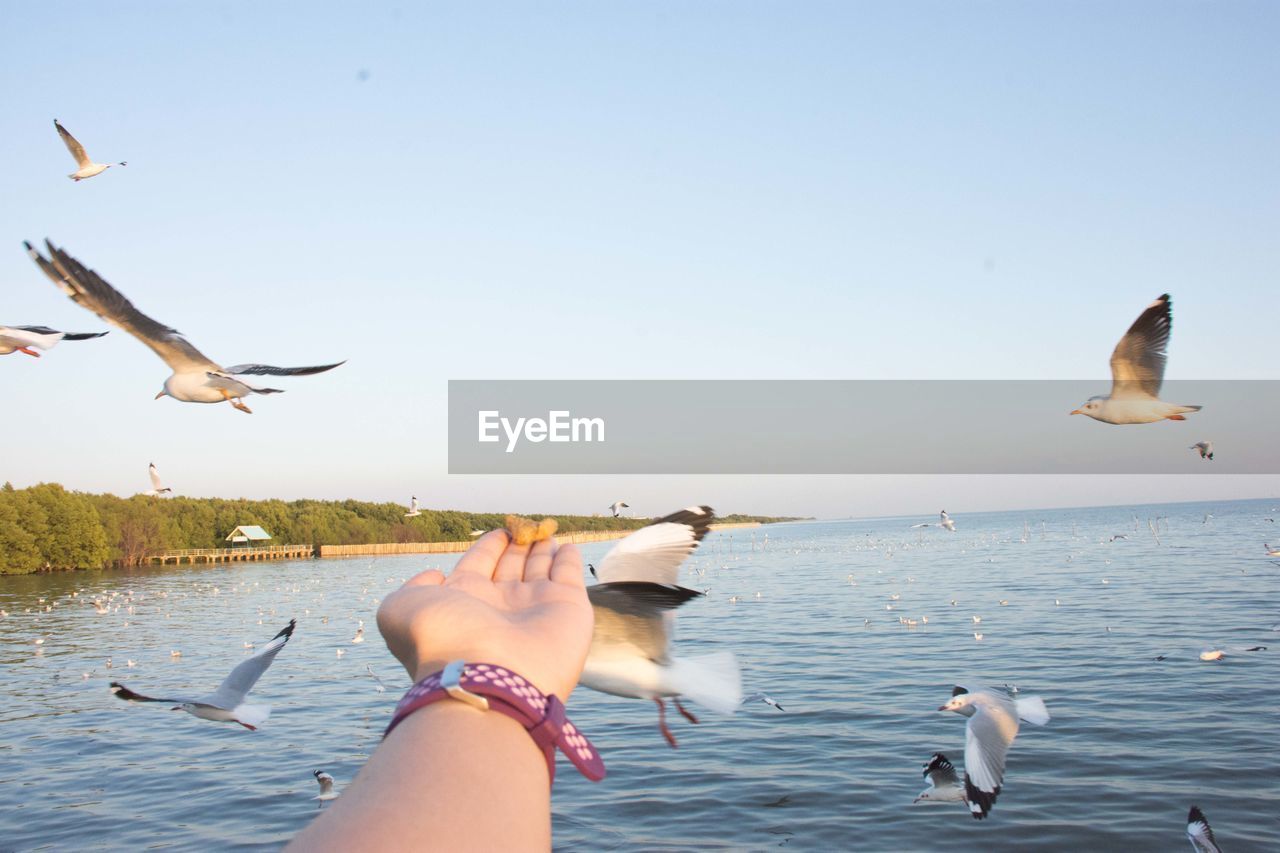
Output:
145,544,316,565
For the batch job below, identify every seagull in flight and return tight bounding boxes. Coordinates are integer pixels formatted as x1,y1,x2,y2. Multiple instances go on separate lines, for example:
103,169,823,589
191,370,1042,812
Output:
313,770,340,802
54,119,126,181
1189,441,1214,461
910,511,956,531
26,241,344,413
609,501,630,518
1186,805,1222,853
744,691,785,711
582,505,741,747
913,752,966,805
143,463,173,497
1,324,106,358
404,496,421,517
938,685,1051,819
109,619,295,730
1071,294,1201,424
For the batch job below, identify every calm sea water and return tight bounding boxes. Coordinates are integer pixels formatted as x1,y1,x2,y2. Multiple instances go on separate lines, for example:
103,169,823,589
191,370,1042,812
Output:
3,499,1279,851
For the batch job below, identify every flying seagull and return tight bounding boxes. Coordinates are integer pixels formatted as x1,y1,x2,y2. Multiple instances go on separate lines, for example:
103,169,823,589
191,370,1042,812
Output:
911,510,956,531
404,496,421,517
609,501,630,518
143,462,172,497
313,770,340,802
582,505,741,747
109,619,295,730
913,752,966,805
54,119,126,181
1187,805,1222,853
1190,441,1214,461
1071,294,1201,424
26,241,344,413
1,324,106,357
938,685,1051,819
744,691,785,711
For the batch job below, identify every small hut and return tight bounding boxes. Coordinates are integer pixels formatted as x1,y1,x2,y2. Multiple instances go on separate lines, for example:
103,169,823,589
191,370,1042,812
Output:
225,525,272,547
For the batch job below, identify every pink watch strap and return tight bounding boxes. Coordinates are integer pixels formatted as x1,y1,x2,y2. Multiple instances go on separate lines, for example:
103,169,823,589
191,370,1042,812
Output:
384,662,606,785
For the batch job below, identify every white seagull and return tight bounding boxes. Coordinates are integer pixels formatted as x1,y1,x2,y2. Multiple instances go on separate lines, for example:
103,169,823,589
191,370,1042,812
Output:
913,752,966,805
1,324,106,358
609,501,630,518
938,685,1051,819
582,505,741,747
54,119,126,181
1071,294,1201,424
1190,441,1214,461
911,510,956,531
744,691,785,711
26,241,344,413
1186,805,1222,853
143,462,173,497
313,770,340,802
404,496,421,517
109,619,295,730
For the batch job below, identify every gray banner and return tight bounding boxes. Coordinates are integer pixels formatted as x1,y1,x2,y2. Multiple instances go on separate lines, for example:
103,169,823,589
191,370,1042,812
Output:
447,380,1280,474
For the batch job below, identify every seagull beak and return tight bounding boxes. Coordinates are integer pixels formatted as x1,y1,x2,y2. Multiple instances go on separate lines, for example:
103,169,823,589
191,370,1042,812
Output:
937,705,949,711
155,391,165,400
170,706,182,711
1069,409,1082,415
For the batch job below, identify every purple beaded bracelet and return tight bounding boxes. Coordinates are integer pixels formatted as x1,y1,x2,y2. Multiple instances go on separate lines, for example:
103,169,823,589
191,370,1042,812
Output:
384,661,606,785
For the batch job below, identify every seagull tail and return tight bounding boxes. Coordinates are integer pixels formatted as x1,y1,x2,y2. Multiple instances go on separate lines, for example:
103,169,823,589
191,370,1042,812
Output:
1015,695,1050,726
667,651,742,714
234,704,272,728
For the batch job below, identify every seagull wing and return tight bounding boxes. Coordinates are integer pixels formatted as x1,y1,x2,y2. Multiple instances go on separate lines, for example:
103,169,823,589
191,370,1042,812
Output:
588,582,701,663
1186,806,1221,853
199,619,295,708
222,362,346,376
926,754,960,788
14,325,108,342
593,505,714,585
110,681,189,704
148,464,165,492
54,120,91,168
26,241,220,373
962,692,1020,819
1109,294,1171,400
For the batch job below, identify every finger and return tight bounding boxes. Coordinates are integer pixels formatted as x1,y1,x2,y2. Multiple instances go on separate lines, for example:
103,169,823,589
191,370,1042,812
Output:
494,539,530,582
451,530,509,578
523,537,556,582
548,543,585,587
402,568,445,588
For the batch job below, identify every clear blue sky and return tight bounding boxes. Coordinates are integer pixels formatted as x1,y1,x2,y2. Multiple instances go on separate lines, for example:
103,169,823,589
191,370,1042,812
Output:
2,2,1277,516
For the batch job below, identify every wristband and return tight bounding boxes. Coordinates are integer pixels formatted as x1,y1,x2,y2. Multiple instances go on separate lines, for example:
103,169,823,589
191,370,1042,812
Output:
384,661,606,785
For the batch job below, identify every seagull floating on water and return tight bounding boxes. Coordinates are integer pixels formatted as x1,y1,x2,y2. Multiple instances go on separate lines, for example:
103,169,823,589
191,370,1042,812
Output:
1186,805,1222,853
938,685,1050,819
1189,441,1214,461
110,619,295,730
582,505,741,747
1,324,106,358
54,119,126,181
25,241,344,414
313,770,340,801
1071,294,1201,424
913,752,966,805
143,463,173,497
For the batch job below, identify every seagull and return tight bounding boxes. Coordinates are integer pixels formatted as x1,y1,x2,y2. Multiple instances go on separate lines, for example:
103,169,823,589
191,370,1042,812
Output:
914,752,966,805
25,241,344,414
582,505,741,747
143,462,173,497
1,324,106,357
912,511,956,531
1190,441,1214,461
1071,294,1201,424
1186,805,1222,853
365,664,389,693
938,685,1050,819
609,501,630,518
1265,544,1280,557
744,691,785,711
109,619,295,730
313,770,340,802
351,623,364,644
54,119,126,181
404,496,421,518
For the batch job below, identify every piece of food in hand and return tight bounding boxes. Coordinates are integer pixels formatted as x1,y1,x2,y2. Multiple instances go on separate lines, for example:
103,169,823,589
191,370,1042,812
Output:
505,515,558,546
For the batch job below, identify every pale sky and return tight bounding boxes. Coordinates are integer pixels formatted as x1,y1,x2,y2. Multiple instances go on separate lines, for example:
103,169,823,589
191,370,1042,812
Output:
2,2,1277,517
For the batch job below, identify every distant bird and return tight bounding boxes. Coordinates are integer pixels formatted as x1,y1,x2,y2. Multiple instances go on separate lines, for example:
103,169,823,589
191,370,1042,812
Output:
365,664,388,693
1190,441,1214,461
54,119,126,181
26,241,344,413
110,620,295,730
351,623,364,644
973,632,983,641
1,324,106,357
1186,805,1222,853
1071,294,1201,424
1111,534,1129,542
313,770,340,801
938,685,1050,819
1199,650,1225,662
143,463,173,497
914,752,966,805
404,496,421,518
939,510,956,531
609,501,630,518
1265,544,1280,557
582,505,741,747
744,691,785,711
